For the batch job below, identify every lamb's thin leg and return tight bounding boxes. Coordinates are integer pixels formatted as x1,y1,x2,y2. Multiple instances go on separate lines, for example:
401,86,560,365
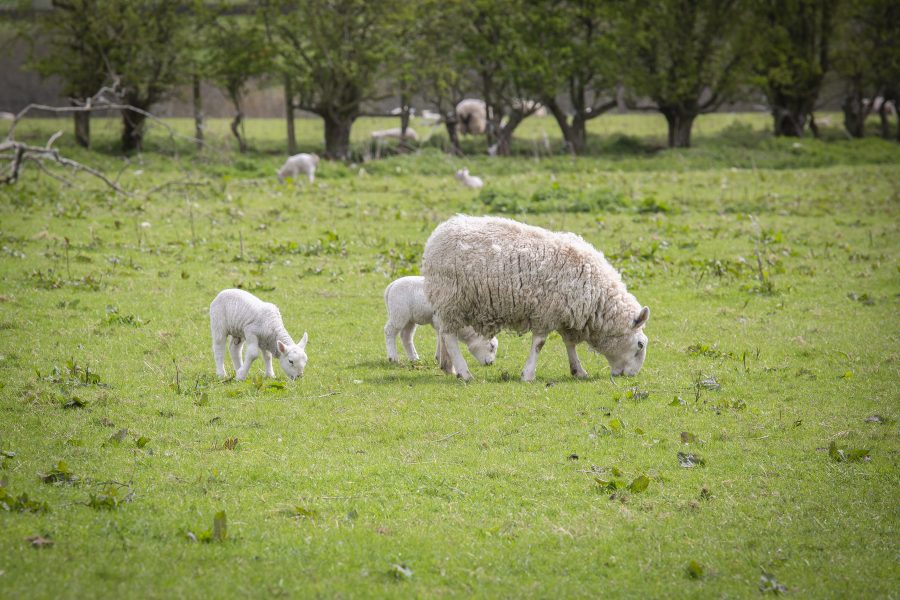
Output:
384,322,400,362
229,337,244,372
563,336,589,379
212,334,228,378
400,323,419,361
441,332,472,381
263,351,276,378
521,333,548,382
236,337,260,381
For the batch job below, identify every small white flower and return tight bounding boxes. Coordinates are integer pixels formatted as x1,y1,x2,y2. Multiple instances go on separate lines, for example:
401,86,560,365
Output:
140,221,151,229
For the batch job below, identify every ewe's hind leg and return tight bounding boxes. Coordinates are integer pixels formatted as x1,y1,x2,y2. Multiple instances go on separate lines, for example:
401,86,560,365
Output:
384,323,400,362
521,333,548,382
562,335,589,379
400,323,419,361
235,337,260,381
229,337,244,372
212,334,228,378
263,351,276,378
440,332,472,381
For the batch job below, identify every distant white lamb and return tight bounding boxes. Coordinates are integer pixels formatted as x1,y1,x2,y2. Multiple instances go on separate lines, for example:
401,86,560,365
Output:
371,127,419,142
277,153,319,184
210,288,308,381
384,276,497,365
455,168,483,189
422,215,650,382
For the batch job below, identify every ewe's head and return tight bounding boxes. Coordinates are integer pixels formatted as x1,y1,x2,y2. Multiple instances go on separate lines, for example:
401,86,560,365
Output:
455,168,468,180
465,334,499,366
309,153,320,167
594,306,650,377
277,332,308,380
276,168,286,184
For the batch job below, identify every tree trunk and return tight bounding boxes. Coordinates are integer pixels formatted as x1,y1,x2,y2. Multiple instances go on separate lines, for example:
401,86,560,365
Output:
443,112,462,156
323,113,354,160
546,100,574,154
400,93,411,138
121,109,147,153
662,109,697,148
230,111,247,152
192,74,204,150
284,76,297,154
493,110,526,156
771,106,806,137
842,86,866,138
878,101,891,139
73,109,90,149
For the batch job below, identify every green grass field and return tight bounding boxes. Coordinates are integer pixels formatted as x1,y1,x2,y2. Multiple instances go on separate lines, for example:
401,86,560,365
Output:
1,113,898,598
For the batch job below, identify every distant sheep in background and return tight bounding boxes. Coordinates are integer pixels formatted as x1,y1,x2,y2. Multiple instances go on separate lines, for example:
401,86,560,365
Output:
210,288,308,381
422,215,650,382
383,276,497,365
455,168,483,189
371,127,419,142
277,153,319,184
456,99,487,135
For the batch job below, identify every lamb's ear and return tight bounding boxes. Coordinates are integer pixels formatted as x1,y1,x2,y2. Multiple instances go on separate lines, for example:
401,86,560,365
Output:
633,306,650,329
298,332,308,349
277,340,287,354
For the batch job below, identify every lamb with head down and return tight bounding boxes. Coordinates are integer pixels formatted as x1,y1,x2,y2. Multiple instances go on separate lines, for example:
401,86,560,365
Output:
422,215,650,382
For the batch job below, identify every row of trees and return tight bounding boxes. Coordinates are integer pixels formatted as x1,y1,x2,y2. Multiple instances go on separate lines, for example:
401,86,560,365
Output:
27,0,900,158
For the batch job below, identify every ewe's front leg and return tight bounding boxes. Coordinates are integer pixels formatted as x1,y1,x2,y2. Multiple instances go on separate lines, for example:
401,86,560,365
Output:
521,333,548,382
236,339,260,381
440,332,472,381
263,351,276,378
563,336,589,379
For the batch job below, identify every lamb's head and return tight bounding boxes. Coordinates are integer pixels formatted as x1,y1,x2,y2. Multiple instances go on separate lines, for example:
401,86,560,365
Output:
277,332,309,380
455,168,468,181
276,168,286,184
591,305,650,377
309,153,320,167
459,328,499,365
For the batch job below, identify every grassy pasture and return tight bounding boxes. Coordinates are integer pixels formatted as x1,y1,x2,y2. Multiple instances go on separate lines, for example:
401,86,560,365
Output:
0,113,898,598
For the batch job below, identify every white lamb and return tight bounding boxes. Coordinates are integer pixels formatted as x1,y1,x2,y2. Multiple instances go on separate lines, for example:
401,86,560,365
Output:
276,153,319,184
384,276,498,366
371,127,419,142
422,215,650,382
455,168,483,189
209,288,308,381
456,99,487,135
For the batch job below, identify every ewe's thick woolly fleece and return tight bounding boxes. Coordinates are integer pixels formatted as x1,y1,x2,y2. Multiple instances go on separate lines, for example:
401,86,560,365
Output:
422,215,642,347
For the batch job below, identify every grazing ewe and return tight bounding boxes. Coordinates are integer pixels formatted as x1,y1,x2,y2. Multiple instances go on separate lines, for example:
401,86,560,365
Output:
371,127,419,142
277,153,319,184
456,99,487,135
455,168,483,189
384,276,498,365
210,289,308,381
422,215,650,382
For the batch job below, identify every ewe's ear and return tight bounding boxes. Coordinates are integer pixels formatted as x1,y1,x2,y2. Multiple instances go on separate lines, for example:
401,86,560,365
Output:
298,332,308,349
633,306,650,329
277,340,287,354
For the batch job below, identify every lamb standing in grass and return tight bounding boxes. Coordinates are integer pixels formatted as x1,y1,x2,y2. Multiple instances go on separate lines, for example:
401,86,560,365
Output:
384,276,498,365
277,153,319,184
422,215,650,382
455,168,483,189
210,289,308,381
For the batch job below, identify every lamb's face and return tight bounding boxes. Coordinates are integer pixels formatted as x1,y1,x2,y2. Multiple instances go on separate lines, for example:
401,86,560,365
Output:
597,306,650,377
277,333,309,380
466,335,499,366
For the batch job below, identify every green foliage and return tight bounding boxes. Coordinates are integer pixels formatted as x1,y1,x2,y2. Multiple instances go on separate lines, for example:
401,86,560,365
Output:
86,484,132,510
38,461,77,485
828,441,869,463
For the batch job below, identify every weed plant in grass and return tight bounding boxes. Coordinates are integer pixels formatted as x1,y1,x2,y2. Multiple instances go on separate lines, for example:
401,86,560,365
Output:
0,115,898,598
